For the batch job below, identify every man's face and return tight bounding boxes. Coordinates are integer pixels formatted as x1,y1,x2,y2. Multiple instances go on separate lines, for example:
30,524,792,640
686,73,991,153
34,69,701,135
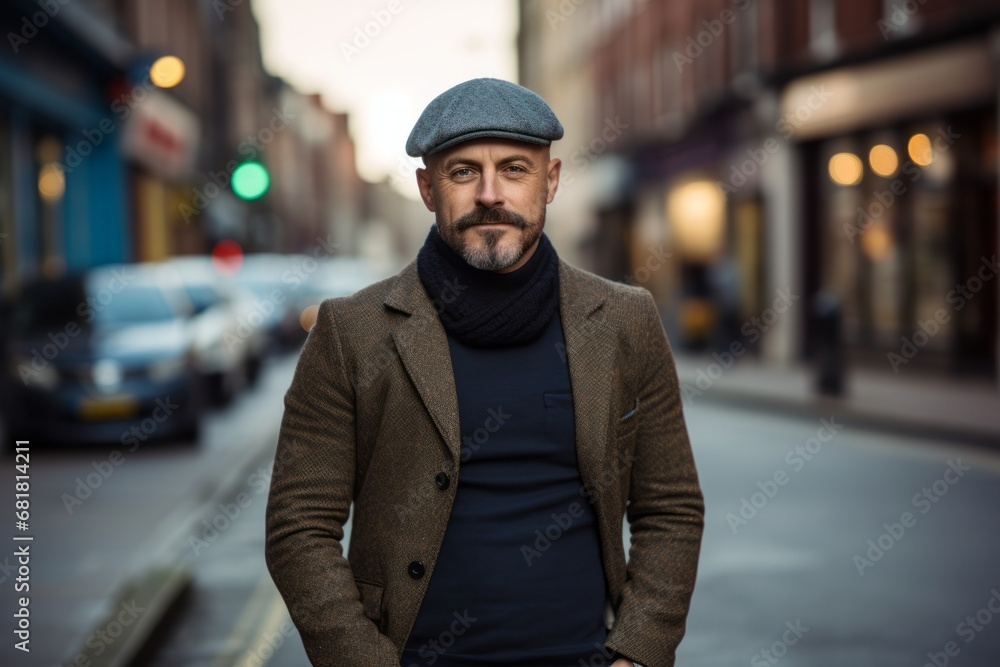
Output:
416,139,562,272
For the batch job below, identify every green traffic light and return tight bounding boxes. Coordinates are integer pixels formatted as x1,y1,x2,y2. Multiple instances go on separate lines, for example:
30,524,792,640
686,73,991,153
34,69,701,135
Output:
232,162,270,200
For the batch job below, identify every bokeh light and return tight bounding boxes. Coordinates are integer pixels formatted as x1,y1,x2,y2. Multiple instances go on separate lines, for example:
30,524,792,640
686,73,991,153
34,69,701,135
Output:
829,152,863,185
37,163,65,201
211,240,244,275
150,55,186,88
908,133,933,166
869,144,898,177
667,179,726,261
232,162,270,200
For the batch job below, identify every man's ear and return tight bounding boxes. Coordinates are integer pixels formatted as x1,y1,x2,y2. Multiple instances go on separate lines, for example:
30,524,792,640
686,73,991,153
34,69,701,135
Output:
545,157,562,205
416,167,436,212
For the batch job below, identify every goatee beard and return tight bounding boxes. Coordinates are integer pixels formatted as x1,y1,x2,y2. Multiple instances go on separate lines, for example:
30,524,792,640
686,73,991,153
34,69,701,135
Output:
439,207,543,271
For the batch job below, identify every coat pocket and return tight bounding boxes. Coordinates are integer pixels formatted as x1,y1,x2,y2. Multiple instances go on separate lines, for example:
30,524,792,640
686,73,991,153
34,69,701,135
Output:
615,396,639,438
354,577,385,624
612,397,640,474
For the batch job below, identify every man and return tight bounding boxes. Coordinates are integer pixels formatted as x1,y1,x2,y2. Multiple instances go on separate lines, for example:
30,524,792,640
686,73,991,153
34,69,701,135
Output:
265,78,704,667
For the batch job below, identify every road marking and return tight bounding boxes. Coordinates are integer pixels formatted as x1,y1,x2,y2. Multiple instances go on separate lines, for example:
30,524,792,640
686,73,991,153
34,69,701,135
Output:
215,574,277,666
242,591,294,667
222,578,292,667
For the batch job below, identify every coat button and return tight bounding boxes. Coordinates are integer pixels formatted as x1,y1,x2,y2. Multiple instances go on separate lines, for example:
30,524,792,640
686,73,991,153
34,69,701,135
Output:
435,472,450,490
408,561,425,579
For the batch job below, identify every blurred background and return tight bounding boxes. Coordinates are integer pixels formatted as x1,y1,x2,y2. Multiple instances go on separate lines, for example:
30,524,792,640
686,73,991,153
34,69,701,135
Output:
0,0,999,665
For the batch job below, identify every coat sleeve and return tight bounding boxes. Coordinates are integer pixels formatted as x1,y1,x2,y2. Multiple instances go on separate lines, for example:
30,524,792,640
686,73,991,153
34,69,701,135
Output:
264,298,400,666
603,289,705,667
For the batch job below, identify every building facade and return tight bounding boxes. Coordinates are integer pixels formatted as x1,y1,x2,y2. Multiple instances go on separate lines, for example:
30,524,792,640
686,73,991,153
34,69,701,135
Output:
519,0,1000,383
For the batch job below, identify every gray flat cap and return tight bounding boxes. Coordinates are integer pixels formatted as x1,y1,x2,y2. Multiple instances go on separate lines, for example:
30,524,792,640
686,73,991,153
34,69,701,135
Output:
405,78,564,158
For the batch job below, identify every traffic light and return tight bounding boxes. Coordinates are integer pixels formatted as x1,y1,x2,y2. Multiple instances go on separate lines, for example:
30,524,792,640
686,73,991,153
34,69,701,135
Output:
232,162,270,200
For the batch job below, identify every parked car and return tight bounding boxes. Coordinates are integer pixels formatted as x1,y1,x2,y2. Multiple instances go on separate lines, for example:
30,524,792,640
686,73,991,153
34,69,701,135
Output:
224,253,310,351
1,264,204,446
290,256,395,330
162,257,268,402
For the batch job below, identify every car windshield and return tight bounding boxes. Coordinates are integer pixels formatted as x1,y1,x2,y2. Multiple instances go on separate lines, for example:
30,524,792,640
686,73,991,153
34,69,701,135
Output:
183,284,220,312
89,285,178,324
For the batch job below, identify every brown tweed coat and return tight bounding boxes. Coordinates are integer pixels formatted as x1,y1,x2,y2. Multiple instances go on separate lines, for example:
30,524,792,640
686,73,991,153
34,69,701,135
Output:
264,255,705,667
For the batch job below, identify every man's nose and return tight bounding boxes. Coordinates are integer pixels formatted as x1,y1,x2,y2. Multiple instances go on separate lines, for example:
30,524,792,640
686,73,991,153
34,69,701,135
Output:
476,170,504,208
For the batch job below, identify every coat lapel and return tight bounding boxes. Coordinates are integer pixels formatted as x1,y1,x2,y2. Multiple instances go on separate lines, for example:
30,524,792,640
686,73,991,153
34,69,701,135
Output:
555,259,617,497
383,259,463,461
382,256,617,492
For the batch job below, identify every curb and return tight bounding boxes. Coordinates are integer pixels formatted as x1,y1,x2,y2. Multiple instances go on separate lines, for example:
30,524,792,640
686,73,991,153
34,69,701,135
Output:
66,565,192,667
683,383,1000,450
59,355,296,666
60,434,281,666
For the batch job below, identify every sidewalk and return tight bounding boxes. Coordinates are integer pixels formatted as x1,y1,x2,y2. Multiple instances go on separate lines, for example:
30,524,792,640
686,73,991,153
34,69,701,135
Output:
674,354,1000,448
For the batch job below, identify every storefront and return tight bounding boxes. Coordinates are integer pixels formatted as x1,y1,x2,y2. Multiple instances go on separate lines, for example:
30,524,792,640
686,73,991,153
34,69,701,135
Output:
785,36,999,378
118,85,200,262
0,3,131,297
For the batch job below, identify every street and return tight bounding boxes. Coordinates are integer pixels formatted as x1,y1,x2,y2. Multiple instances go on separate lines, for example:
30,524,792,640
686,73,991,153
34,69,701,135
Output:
0,353,299,666
1,352,998,666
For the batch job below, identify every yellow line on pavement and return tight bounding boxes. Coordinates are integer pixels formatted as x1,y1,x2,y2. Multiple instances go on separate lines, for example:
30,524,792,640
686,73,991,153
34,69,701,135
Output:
214,574,276,667
228,585,294,667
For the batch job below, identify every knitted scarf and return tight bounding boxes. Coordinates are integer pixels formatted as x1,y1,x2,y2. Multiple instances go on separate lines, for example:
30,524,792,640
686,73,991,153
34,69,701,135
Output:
416,223,560,348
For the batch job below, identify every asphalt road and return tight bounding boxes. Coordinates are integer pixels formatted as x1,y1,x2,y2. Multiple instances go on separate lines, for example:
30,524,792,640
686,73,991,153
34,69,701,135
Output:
0,353,298,666
149,394,1000,666
1,353,997,666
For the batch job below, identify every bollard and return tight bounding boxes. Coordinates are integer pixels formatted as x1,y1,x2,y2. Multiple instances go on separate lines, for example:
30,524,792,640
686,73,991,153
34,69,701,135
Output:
813,291,844,396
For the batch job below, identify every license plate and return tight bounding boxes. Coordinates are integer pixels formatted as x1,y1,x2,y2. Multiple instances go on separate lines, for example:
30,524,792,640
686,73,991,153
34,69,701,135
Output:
78,395,139,420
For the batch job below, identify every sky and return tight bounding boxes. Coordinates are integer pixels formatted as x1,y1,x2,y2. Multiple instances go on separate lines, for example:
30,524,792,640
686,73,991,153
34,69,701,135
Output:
252,0,520,199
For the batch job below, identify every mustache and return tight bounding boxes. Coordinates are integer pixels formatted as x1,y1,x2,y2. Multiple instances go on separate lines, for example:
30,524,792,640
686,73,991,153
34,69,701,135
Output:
454,207,530,230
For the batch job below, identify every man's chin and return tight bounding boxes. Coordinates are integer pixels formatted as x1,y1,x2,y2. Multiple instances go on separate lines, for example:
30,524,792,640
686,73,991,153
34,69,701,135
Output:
461,239,524,270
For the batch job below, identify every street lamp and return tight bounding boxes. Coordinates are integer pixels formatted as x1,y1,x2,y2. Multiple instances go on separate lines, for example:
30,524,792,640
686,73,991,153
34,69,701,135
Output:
149,55,186,88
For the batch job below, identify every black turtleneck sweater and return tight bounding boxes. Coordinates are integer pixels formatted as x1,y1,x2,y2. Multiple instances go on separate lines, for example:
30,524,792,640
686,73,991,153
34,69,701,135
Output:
402,225,612,666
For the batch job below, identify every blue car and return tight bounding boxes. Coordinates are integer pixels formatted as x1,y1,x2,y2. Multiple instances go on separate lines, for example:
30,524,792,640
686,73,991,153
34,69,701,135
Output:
1,264,205,447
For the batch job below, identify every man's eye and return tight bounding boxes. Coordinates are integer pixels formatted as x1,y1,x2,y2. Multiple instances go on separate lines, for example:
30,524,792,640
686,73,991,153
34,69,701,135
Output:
453,168,474,178
504,165,525,173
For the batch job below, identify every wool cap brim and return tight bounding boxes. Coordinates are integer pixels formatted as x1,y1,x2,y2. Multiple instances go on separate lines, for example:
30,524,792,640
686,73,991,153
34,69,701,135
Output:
405,77,564,158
